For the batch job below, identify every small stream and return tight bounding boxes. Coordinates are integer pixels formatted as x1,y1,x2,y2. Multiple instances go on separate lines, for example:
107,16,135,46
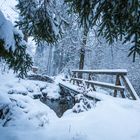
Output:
40,95,75,117
39,86,99,117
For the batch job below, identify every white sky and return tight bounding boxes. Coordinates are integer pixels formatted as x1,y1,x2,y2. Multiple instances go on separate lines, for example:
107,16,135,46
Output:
0,0,18,23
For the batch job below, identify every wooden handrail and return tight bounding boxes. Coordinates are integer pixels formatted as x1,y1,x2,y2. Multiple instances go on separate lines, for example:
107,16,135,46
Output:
72,69,127,75
71,78,125,91
70,69,139,100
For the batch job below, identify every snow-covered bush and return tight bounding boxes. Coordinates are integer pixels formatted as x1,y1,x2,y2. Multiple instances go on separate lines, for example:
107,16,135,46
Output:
72,94,95,113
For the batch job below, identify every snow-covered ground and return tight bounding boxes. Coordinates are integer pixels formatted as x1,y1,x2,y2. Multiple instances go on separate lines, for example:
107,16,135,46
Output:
0,71,140,140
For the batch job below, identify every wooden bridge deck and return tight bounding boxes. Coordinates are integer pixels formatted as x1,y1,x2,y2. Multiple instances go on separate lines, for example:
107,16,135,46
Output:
59,81,108,101
59,69,139,101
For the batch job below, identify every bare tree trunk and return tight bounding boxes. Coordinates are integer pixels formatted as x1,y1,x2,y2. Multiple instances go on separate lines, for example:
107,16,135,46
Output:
78,26,89,78
79,26,89,70
58,47,64,73
47,46,53,75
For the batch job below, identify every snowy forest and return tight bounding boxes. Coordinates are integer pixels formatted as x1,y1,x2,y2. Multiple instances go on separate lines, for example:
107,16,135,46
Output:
0,0,140,140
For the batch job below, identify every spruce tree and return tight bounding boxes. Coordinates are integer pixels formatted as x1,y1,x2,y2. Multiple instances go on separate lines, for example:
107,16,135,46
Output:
65,0,140,61
15,0,61,43
0,10,32,78
0,30,33,78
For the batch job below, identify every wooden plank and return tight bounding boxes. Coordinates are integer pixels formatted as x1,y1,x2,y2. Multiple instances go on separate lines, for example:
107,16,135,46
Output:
59,83,101,101
59,83,80,96
72,69,127,75
121,76,139,100
71,78,125,91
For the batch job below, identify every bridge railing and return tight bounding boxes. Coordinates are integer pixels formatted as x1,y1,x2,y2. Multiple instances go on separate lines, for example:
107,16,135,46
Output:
70,69,139,100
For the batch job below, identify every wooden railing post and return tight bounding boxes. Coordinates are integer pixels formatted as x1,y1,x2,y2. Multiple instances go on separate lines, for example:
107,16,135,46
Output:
114,75,125,98
70,72,76,85
88,73,96,91
121,75,139,100
78,72,82,79
114,75,120,97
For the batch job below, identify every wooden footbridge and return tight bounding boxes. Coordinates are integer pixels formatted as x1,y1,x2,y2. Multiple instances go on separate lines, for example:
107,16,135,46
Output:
59,69,139,101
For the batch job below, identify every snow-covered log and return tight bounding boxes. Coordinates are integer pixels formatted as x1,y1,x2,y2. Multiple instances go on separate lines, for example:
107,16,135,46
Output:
27,74,54,83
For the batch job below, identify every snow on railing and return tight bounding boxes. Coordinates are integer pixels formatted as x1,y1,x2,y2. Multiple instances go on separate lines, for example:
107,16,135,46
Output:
70,69,139,100
72,69,127,75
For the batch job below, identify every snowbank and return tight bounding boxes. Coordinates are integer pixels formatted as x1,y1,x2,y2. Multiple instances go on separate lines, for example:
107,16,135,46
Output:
0,97,140,140
0,72,140,140
0,71,58,128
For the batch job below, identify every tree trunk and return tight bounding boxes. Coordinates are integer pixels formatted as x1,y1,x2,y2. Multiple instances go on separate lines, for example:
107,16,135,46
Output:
78,26,89,78
79,27,89,70
47,46,53,75
58,47,64,73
